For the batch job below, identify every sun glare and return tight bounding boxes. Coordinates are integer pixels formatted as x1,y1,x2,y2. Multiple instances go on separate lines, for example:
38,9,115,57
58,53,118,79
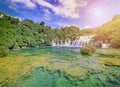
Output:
93,7,104,18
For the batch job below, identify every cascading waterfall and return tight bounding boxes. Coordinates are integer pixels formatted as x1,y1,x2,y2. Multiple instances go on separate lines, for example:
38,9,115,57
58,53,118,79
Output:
52,35,95,47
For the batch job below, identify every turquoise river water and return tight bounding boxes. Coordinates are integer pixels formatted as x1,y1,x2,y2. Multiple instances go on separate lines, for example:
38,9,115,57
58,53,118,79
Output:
10,46,120,87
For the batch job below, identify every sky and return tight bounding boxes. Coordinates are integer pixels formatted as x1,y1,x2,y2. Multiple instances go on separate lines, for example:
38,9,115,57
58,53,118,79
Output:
0,0,120,29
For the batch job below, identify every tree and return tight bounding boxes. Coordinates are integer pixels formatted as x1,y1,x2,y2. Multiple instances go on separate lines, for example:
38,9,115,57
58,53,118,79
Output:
110,29,120,48
10,18,20,25
40,21,45,26
61,26,81,41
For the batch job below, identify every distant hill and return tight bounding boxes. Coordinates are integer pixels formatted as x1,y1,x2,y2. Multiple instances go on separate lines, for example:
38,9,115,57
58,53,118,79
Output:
81,15,120,35
93,15,120,48
80,14,120,48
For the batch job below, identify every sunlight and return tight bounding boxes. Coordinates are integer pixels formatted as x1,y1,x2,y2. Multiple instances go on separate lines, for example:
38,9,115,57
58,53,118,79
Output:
93,7,104,18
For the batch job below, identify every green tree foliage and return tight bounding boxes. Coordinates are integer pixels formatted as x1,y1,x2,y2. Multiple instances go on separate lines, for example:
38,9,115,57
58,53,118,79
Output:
39,21,45,26
0,12,81,57
10,18,20,25
110,29,120,48
81,29,96,35
52,26,81,44
61,26,81,41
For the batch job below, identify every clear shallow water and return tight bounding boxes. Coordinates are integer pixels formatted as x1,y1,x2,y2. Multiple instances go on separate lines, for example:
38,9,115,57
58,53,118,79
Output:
10,67,120,87
11,46,82,59
11,68,76,87
10,47,120,87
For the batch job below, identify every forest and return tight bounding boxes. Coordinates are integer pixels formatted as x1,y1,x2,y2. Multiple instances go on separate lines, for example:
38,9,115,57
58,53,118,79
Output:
0,12,120,57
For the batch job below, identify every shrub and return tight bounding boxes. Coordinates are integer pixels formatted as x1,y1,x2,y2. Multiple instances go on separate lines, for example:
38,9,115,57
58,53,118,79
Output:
86,45,96,53
80,45,96,55
80,47,91,55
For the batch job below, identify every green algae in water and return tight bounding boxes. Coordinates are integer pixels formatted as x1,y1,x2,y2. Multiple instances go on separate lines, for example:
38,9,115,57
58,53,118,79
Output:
10,67,120,87
10,68,76,87
9,47,120,87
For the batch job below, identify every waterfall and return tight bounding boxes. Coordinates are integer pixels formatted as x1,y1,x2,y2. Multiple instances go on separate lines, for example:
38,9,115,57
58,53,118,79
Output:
52,35,95,47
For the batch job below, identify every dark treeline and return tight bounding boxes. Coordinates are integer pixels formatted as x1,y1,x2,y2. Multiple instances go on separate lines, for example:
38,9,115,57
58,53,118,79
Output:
0,12,81,57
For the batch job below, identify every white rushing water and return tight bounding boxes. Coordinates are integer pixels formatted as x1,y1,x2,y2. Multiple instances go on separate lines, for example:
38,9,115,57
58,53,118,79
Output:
52,35,95,47
52,35,109,48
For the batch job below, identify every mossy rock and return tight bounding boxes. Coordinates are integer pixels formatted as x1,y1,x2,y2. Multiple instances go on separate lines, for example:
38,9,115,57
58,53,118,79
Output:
99,58,120,66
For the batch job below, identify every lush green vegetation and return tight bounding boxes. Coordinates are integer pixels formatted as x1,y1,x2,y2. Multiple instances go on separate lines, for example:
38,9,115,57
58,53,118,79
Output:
80,45,96,55
80,28,97,35
53,26,81,43
0,12,80,57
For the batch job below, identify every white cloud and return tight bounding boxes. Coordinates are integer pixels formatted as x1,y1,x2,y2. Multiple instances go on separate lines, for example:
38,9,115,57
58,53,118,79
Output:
10,0,36,8
56,22,68,27
9,2,18,10
44,9,51,21
10,0,87,19
35,0,87,19
56,22,80,28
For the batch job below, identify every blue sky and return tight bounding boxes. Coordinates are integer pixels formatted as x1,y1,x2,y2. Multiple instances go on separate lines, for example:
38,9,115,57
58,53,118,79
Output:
0,0,120,29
